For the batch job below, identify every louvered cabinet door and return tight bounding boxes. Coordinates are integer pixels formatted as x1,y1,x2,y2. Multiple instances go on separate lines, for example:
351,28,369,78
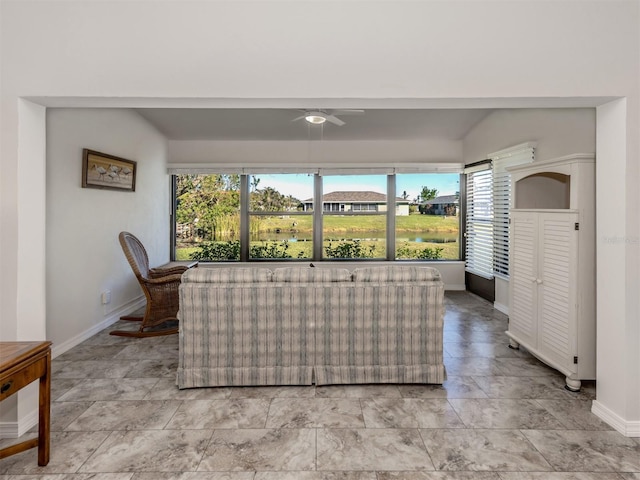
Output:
537,212,579,374
507,211,538,347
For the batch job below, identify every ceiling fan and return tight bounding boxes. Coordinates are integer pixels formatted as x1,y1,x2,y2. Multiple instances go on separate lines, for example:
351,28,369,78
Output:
292,109,364,126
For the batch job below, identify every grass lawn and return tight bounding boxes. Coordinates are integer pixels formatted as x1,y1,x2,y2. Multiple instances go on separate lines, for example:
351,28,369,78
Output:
254,213,459,234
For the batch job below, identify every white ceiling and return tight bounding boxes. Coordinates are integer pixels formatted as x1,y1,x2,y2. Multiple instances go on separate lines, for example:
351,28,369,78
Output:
135,108,493,142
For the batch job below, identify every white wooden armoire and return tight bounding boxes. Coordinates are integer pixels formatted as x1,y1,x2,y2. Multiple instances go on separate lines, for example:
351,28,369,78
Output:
506,153,595,391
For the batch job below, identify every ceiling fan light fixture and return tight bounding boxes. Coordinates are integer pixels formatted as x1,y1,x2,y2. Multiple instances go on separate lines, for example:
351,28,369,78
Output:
304,112,327,124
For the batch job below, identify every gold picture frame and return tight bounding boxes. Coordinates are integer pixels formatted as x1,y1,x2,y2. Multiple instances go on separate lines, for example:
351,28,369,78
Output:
82,149,137,192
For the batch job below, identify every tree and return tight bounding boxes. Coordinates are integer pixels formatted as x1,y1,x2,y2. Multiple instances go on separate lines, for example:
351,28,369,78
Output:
251,186,285,211
420,186,438,202
401,190,409,200
249,186,302,212
175,174,240,241
285,194,303,211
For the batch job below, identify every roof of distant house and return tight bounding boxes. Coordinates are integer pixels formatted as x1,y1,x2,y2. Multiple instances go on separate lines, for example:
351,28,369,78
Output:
303,191,409,203
422,194,459,205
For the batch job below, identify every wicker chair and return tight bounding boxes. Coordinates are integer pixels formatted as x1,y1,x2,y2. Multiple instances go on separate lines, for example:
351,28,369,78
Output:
110,231,189,337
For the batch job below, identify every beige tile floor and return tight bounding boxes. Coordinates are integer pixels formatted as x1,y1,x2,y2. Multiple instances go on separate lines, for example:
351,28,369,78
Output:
1,291,639,479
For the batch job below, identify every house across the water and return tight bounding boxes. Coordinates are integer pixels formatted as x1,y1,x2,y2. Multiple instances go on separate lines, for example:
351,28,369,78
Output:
303,191,410,216
419,194,459,216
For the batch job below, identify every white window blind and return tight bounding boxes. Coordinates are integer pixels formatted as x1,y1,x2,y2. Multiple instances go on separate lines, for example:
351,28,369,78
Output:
465,165,494,279
490,143,535,278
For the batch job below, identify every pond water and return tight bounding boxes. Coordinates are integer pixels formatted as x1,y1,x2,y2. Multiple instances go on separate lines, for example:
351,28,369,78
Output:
252,231,458,244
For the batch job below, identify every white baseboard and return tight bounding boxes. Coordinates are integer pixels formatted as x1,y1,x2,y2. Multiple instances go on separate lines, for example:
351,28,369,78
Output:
0,422,20,439
51,296,145,359
592,400,640,437
0,408,38,439
494,301,509,315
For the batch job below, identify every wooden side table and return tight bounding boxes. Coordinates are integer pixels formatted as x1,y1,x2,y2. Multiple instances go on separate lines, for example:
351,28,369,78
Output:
0,341,52,466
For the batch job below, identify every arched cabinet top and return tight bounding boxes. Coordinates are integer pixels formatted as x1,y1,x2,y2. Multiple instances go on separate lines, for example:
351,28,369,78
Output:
507,153,595,210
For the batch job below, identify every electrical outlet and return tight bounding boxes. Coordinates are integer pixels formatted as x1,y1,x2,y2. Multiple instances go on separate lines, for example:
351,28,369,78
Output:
101,290,111,305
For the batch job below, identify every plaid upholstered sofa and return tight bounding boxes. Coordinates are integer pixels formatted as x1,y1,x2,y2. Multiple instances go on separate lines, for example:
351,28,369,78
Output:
177,265,445,388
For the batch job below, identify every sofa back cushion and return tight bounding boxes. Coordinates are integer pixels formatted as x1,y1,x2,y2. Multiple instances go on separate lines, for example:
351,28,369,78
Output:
352,265,441,282
182,267,272,283
273,267,352,283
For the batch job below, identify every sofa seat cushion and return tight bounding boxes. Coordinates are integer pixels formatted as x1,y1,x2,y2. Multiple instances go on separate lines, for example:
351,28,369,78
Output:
352,265,441,282
273,267,352,283
182,267,272,283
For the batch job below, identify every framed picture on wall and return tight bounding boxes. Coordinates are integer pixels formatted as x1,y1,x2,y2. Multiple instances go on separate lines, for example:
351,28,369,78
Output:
82,149,137,192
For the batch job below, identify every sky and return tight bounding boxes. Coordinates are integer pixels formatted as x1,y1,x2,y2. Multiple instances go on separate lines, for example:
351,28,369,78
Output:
255,173,460,202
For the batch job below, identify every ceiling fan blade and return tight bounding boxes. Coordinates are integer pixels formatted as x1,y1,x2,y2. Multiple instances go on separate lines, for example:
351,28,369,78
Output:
332,109,365,116
291,115,307,122
325,115,345,126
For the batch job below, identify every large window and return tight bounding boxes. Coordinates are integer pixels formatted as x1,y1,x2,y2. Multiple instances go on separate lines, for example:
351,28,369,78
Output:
173,172,462,262
322,174,387,259
248,174,314,260
396,173,460,261
174,174,241,260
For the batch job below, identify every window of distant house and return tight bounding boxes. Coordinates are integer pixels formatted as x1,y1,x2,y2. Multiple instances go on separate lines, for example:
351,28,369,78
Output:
172,172,462,262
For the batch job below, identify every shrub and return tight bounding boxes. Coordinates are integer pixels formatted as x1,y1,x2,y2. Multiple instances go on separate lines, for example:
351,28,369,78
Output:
191,240,306,260
324,240,375,259
396,242,444,260
190,240,240,261
250,240,303,259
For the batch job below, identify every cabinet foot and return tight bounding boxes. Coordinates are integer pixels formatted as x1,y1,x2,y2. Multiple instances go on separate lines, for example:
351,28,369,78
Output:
508,339,520,350
564,376,581,392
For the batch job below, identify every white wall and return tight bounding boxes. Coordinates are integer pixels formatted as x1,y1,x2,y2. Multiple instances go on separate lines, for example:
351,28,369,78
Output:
592,99,640,436
168,139,462,165
1,1,638,435
462,108,597,311
46,109,170,354
463,109,597,164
